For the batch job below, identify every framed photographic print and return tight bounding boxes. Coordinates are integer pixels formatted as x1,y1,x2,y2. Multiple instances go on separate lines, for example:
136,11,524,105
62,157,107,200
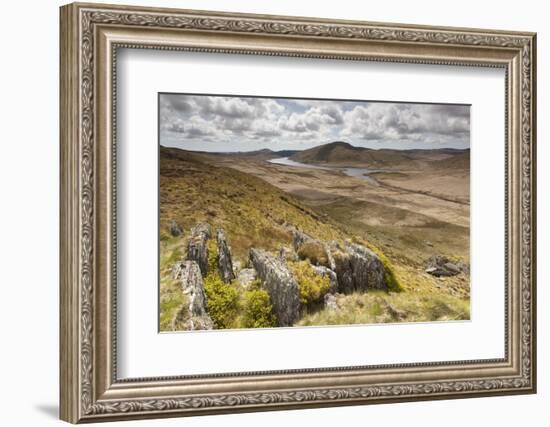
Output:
60,2,537,423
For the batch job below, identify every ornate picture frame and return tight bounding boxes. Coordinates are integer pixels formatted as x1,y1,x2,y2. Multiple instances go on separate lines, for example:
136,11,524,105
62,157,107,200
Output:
60,2,536,423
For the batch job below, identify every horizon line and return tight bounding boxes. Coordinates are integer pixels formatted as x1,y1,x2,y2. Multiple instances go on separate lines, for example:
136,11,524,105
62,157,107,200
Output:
160,141,471,154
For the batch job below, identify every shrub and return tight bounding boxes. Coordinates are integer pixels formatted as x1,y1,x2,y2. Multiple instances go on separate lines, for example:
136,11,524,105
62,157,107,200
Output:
203,237,240,329
289,261,330,306
242,283,277,328
297,242,329,267
203,273,239,329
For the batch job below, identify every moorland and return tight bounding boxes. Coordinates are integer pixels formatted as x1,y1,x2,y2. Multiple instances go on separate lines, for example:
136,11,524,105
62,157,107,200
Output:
160,141,470,331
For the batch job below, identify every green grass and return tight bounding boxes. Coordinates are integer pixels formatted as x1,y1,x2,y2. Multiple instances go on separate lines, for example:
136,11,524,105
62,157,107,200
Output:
159,148,470,330
159,236,187,331
159,150,343,264
159,274,187,331
297,289,470,327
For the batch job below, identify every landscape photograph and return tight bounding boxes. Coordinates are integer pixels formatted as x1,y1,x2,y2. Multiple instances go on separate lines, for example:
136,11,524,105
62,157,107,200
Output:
158,93,471,332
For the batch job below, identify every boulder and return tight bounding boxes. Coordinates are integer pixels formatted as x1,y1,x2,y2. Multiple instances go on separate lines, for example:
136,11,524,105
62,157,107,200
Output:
186,223,212,276
312,265,338,294
169,219,183,237
346,243,387,291
216,228,235,283
328,242,388,293
172,260,213,330
331,246,355,294
237,268,257,288
249,248,301,327
425,255,466,277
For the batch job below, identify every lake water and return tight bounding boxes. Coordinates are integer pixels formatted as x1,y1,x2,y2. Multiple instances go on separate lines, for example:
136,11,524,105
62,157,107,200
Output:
267,157,329,170
267,157,381,185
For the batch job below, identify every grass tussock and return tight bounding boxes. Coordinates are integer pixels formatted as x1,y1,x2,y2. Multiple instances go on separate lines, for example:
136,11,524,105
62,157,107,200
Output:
297,242,329,267
297,289,470,327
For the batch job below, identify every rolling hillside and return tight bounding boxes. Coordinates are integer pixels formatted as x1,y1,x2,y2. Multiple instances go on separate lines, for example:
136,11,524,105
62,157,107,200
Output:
290,141,470,169
160,146,343,261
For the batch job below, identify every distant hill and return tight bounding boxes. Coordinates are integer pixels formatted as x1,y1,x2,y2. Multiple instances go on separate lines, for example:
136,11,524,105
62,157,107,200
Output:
160,145,298,160
428,150,470,170
290,141,469,170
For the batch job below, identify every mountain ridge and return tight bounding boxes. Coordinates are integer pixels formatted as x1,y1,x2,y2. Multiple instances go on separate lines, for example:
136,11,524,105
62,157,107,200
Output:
289,141,469,169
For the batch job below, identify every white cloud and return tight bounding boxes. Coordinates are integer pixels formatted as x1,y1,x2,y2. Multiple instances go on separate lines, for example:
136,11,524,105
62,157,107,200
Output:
159,94,470,151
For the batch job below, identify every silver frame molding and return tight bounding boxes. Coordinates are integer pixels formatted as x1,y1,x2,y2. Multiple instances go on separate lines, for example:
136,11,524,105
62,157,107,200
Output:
60,2,537,423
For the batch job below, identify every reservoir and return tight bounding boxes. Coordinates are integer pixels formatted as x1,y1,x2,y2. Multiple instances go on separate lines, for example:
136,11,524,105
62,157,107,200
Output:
268,157,381,186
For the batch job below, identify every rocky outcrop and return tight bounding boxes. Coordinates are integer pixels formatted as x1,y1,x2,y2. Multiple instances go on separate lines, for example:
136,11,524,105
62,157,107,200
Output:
325,243,336,271
346,243,387,291
292,230,315,251
216,229,235,283
237,268,257,288
328,242,387,293
292,230,332,267
330,246,354,294
187,223,211,276
278,246,299,262
172,260,213,330
169,219,183,237
425,255,467,277
312,265,338,294
249,248,301,327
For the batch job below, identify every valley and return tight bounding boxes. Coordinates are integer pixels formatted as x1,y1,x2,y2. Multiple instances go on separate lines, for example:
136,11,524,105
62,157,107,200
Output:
159,141,470,331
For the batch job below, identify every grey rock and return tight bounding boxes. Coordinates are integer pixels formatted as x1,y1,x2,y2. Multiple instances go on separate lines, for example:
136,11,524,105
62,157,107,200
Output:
278,246,299,262
169,219,183,237
216,228,235,283
425,255,466,277
172,260,213,330
237,268,257,288
328,242,388,293
183,316,215,331
443,262,461,274
233,260,242,274
187,223,212,276
292,229,315,251
249,248,301,327
325,243,337,271
346,243,387,291
324,293,339,311
331,247,355,294
312,265,338,294
456,262,470,275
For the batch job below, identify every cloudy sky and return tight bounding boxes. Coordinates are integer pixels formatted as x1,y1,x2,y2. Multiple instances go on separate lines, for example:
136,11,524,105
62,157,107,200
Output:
159,93,470,151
